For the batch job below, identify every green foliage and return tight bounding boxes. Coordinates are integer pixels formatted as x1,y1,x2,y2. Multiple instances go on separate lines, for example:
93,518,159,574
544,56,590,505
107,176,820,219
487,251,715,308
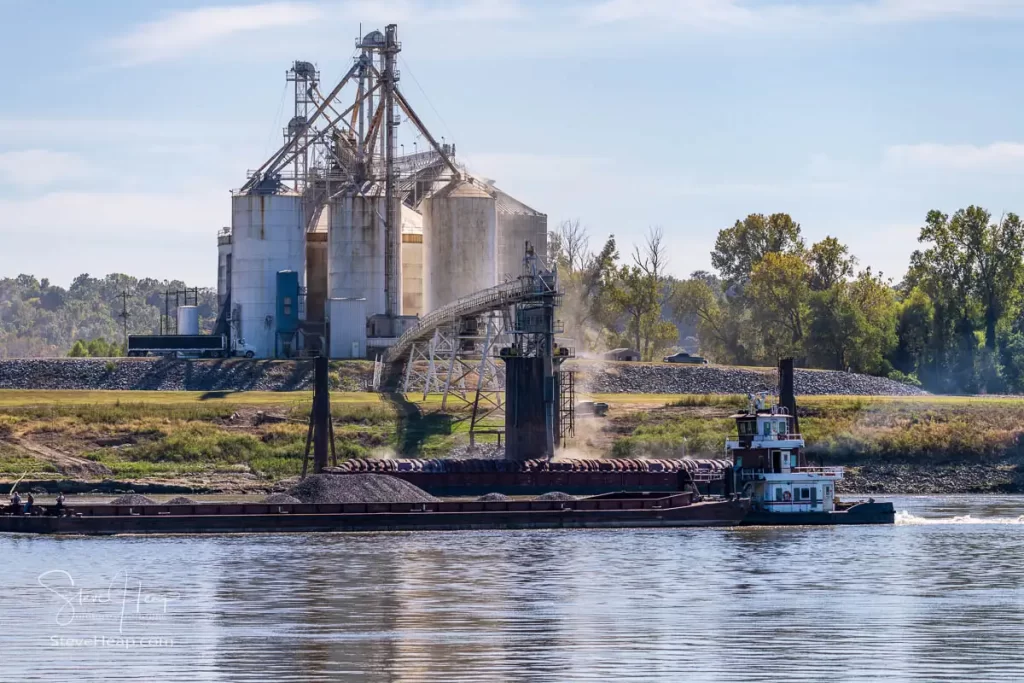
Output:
711,213,805,286
67,337,123,358
887,370,922,387
808,236,856,291
0,273,216,358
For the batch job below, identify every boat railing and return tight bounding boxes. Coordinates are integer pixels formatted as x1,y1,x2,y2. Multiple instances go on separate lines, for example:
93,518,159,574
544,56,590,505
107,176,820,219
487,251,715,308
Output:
792,466,844,476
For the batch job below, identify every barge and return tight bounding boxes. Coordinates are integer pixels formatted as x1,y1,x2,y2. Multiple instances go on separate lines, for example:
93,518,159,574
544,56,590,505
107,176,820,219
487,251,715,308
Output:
0,491,750,535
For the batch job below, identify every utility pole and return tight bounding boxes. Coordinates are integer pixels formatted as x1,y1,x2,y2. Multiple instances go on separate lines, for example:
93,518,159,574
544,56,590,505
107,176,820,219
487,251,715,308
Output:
118,290,130,353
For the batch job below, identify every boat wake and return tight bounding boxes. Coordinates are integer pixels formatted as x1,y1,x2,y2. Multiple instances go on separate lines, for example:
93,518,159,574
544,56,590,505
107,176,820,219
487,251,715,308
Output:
896,510,1024,526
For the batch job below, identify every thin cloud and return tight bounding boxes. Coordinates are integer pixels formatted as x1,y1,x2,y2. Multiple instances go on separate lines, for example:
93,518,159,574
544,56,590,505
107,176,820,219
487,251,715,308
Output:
583,0,1024,28
885,142,1024,170
104,2,323,66
0,150,93,189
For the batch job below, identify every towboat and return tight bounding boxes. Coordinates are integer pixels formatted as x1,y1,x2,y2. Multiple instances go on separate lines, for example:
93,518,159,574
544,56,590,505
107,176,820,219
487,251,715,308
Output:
728,393,894,525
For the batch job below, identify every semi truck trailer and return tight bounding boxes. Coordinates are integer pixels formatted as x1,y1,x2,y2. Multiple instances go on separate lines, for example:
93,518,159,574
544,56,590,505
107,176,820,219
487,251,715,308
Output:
126,334,256,358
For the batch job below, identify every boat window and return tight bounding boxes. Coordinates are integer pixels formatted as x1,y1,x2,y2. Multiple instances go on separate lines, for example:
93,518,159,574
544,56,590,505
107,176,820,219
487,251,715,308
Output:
775,487,784,502
763,422,771,436
800,487,811,500
778,420,787,434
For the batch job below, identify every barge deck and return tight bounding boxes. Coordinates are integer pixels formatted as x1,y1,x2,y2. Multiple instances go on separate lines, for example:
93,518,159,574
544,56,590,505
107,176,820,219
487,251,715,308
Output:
0,493,751,535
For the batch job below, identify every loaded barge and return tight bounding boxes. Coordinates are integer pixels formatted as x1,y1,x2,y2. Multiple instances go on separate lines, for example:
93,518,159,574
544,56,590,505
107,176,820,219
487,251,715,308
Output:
0,491,750,535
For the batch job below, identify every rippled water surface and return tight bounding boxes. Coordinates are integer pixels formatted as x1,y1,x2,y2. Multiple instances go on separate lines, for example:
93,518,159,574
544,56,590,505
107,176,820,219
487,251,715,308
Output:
2,495,1024,682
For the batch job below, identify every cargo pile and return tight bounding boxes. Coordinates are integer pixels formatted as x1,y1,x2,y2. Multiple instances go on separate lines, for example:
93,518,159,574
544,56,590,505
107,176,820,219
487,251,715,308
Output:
289,473,437,504
476,492,511,502
165,496,198,505
262,493,302,504
108,494,156,505
331,457,730,474
535,491,576,501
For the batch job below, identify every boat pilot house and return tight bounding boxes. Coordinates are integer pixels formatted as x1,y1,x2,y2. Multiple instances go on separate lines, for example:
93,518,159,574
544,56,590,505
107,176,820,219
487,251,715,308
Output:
726,393,843,514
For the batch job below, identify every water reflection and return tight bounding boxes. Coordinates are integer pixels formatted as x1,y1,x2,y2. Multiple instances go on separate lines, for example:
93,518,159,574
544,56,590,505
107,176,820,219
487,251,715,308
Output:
1,495,1023,682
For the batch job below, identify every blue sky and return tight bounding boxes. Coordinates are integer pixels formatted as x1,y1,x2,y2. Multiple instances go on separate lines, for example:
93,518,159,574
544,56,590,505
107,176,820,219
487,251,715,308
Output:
3,0,1024,287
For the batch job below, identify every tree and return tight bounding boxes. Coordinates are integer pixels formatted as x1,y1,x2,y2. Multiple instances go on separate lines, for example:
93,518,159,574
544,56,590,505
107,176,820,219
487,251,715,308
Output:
608,227,677,359
711,213,805,286
746,252,811,358
549,221,619,351
68,340,88,357
890,287,933,376
808,236,856,291
672,278,730,361
969,211,1024,350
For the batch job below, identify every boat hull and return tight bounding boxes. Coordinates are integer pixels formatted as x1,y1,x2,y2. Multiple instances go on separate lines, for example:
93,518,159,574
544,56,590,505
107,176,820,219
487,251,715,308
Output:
741,501,895,526
0,497,751,536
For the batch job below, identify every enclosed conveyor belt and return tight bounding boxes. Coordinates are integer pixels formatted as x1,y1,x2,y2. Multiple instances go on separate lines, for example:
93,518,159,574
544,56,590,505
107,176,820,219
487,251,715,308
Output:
384,273,555,365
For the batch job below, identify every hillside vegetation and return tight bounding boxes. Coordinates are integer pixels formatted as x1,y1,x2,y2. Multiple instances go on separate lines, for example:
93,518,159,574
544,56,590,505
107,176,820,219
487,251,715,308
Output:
0,273,216,358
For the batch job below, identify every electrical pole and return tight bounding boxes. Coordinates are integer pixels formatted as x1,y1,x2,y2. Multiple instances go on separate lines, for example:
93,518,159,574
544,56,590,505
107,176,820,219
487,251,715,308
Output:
118,290,130,353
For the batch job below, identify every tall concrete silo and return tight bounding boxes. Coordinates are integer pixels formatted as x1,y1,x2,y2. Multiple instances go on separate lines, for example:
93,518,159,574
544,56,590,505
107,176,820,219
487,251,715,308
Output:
230,192,306,358
328,188,387,318
495,190,547,282
423,180,497,313
216,226,232,311
401,204,424,317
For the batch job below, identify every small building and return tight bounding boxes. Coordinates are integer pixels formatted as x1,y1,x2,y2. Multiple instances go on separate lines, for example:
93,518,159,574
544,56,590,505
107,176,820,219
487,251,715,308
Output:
602,348,640,362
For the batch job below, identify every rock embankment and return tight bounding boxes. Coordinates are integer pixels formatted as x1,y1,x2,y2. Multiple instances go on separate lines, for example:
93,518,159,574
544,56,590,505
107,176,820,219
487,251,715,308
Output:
0,358,922,396
839,459,1024,494
575,362,926,396
0,358,355,391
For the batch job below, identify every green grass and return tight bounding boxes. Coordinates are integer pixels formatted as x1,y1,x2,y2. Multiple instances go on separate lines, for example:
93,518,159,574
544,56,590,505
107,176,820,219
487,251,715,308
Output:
4,389,1024,483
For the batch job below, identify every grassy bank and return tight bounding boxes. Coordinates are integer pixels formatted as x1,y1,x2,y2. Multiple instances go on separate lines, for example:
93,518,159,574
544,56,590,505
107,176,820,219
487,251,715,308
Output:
1,389,1023,492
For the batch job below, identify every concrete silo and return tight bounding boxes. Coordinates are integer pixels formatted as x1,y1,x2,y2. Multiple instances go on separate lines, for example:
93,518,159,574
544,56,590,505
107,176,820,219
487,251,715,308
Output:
216,227,232,311
328,188,387,318
422,180,497,313
495,190,547,282
229,192,306,358
401,204,424,317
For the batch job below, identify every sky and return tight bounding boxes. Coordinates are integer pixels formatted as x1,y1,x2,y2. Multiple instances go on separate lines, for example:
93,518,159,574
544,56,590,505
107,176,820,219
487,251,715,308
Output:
3,0,1024,288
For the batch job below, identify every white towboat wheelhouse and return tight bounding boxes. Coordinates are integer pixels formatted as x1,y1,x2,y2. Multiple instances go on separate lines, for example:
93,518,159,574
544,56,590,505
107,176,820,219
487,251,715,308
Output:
727,393,843,514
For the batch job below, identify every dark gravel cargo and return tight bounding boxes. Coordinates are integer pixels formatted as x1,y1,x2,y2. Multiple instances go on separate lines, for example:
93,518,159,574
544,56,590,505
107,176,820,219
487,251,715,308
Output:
476,492,512,502
108,494,156,505
290,473,438,504
262,493,303,504
535,491,576,501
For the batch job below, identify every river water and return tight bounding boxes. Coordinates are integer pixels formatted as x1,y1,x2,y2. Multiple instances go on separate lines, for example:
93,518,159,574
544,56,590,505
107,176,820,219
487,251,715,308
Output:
2,495,1023,682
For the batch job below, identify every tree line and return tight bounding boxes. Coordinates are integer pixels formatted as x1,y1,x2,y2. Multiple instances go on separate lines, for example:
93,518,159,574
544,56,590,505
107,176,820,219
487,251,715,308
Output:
0,274,217,358
550,206,1024,394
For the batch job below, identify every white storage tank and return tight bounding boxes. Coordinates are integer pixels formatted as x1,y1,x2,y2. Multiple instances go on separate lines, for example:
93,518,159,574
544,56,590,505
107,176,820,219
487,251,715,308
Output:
328,297,367,358
495,190,547,282
176,306,200,336
230,192,306,358
401,204,424,317
422,180,497,312
328,188,386,318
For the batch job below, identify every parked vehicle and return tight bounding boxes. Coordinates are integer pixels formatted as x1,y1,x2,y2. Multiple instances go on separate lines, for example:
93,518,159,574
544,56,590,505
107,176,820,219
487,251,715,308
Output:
663,352,708,364
576,401,609,417
127,334,256,358
602,348,641,361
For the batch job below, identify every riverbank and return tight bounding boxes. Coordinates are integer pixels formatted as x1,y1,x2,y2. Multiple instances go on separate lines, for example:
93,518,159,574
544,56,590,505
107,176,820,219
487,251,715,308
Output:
1,390,1020,494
